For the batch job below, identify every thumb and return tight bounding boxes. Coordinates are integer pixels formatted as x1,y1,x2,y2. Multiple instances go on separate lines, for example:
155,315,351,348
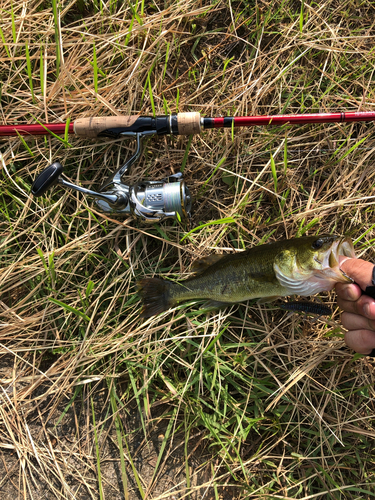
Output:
339,258,374,291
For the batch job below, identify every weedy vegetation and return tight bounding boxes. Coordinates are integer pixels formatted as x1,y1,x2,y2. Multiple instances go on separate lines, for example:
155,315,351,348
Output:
1,0,375,498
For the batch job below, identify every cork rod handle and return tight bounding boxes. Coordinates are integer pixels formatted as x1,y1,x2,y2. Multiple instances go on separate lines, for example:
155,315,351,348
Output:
74,113,202,138
176,112,201,135
74,116,139,138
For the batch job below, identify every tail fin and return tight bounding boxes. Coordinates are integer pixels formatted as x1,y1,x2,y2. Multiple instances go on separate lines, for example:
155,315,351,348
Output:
137,278,172,318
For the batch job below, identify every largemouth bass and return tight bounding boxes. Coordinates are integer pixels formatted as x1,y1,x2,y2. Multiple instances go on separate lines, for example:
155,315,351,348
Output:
138,235,356,318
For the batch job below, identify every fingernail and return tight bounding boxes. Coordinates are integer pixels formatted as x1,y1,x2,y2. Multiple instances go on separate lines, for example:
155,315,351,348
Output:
364,303,371,316
345,288,357,301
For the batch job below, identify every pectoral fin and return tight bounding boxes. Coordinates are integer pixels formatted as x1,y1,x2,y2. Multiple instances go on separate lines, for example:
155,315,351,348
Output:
257,296,280,304
202,300,233,310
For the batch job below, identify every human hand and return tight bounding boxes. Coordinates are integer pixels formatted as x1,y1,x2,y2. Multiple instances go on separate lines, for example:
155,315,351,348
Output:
335,258,375,355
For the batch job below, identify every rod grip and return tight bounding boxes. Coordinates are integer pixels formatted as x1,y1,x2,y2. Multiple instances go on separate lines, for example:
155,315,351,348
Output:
74,116,139,138
176,112,201,135
74,113,202,138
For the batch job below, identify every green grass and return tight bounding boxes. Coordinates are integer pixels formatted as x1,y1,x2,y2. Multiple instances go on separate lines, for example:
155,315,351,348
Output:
1,0,375,498
52,0,61,77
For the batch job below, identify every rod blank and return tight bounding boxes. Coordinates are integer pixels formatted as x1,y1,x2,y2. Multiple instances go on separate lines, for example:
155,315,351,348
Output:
1,111,375,138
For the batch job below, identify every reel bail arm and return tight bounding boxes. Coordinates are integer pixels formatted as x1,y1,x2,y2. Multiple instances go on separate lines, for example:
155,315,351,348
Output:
31,131,191,222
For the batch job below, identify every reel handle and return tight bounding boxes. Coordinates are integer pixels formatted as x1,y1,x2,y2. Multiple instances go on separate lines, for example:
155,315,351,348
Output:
31,162,63,196
31,162,123,207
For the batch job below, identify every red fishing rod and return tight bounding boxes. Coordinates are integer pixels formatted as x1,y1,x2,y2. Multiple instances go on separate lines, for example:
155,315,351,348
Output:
1,111,375,138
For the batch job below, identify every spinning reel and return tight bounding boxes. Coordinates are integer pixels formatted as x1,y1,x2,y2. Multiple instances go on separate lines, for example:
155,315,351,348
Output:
31,131,192,222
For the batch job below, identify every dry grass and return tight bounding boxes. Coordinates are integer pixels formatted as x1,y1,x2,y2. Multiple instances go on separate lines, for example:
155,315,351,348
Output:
1,0,375,498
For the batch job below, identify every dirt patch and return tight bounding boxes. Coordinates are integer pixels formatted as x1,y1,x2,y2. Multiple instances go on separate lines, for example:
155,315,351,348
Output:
0,362,241,499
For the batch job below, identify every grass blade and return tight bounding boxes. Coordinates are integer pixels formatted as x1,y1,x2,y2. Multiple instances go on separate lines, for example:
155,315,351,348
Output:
16,130,34,157
91,396,104,500
180,217,237,242
284,134,288,173
148,74,155,117
270,152,277,192
181,134,193,173
109,384,129,500
93,42,98,95
52,0,61,76
299,0,305,32
337,135,369,162
150,406,178,485
11,3,16,44
40,46,45,95
163,41,170,80
25,43,35,103
0,26,10,58
49,298,91,322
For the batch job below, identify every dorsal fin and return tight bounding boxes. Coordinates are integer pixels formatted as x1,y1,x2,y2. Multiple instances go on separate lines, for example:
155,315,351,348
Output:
191,254,225,274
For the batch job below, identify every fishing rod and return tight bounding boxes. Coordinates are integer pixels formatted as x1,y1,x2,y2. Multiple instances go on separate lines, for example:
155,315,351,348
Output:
3,111,375,222
1,110,375,138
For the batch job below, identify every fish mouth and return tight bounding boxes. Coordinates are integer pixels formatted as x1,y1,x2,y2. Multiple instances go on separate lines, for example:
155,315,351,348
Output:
307,236,356,289
329,237,356,265
326,237,356,281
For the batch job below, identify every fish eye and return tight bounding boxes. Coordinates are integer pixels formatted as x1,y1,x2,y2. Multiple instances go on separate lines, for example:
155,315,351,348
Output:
312,238,324,249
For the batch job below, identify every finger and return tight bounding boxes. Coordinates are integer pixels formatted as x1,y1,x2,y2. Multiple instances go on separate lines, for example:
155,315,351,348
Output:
339,258,374,290
344,329,375,355
335,282,362,301
341,312,375,332
337,295,375,319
